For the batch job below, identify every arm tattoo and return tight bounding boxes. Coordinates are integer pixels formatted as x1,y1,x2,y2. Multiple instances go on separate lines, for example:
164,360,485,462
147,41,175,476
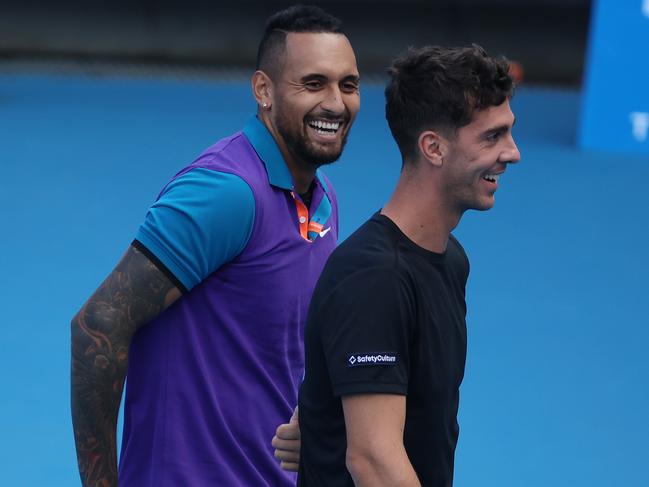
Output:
71,245,181,487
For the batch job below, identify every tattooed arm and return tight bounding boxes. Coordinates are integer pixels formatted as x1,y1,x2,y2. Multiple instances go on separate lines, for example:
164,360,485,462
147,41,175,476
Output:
71,245,182,487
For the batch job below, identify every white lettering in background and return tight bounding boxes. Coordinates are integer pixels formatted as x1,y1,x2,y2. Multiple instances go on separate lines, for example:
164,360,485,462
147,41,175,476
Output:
643,0,649,18
630,112,649,142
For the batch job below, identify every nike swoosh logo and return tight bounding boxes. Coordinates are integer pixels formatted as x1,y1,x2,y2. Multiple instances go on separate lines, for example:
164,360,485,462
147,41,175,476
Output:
319,227,332,237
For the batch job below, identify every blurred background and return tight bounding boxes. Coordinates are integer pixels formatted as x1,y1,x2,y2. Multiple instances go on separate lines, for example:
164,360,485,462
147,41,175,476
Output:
1,0,591,84
1,0,647,485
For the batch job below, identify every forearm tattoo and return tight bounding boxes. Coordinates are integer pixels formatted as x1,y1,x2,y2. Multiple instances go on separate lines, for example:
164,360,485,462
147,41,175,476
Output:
71,245,180,487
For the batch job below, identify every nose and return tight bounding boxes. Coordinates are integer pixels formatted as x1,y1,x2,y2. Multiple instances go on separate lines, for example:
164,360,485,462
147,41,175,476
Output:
320,85,345,115
501,133,521,165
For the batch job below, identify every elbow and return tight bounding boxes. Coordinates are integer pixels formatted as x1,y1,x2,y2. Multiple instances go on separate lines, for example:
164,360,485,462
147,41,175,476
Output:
346,443,415,486
70,313,87,351
345,446,377,483
70,315,92,376
70,312,107,362
70,314,81,346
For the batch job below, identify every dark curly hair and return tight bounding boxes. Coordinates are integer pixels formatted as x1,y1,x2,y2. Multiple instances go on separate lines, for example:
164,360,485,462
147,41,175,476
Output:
385,44,514,162
256,5,344,79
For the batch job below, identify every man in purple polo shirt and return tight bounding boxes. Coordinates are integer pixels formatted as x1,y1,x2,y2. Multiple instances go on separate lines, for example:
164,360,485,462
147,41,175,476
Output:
70,5,360,486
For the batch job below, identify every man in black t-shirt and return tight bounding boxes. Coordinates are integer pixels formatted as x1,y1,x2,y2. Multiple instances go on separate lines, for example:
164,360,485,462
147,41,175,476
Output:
299,215,471,487
273,45,521,486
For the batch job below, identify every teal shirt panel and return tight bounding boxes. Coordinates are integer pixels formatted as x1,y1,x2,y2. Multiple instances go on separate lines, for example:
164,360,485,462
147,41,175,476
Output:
135,168,255,290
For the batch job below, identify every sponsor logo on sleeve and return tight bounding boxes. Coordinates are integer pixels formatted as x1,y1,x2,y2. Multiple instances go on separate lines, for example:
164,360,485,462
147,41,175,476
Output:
347,352,398,367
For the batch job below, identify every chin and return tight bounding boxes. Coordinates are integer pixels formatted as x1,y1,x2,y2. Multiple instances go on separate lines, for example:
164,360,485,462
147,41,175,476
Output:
310,147,344,166
471,199,495,212
481,201,496,211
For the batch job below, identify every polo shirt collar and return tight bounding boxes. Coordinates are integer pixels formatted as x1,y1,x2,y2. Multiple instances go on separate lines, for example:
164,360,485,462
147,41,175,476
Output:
243,115,293,190
243,115,331,198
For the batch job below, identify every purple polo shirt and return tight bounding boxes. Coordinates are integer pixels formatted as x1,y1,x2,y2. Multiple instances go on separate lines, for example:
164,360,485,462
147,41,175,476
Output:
119,116,338,486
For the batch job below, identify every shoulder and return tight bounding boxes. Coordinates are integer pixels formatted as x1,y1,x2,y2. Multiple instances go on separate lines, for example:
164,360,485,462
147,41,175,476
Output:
194,131,250,162
313,217,414,311
188,131,266,185
326,216,401,278
311,263,416,335
447,234,470,279
136,167,256,290
162,167,254,206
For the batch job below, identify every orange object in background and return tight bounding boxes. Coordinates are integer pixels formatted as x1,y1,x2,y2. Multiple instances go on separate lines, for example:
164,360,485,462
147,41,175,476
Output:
509,61,524,84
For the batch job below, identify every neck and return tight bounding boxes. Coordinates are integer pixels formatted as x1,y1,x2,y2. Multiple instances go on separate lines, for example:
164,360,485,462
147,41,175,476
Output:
287,160,317,194
259,110,316,194
381,168,462,253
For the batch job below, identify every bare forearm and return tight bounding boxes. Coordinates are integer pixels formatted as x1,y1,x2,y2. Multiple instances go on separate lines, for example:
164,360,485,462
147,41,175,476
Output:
347,447,421,487
342,394,419,487
70,246,181,486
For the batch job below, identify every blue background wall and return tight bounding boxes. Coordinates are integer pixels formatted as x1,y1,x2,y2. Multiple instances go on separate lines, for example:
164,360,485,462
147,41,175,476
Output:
580,0,649,153
1,74,648,486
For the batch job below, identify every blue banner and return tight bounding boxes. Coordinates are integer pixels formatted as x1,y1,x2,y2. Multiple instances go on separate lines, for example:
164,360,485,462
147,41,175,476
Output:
579,0,649,154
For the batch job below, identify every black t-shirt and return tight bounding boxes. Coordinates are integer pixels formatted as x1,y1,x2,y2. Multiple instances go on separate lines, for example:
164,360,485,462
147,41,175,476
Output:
298,212,469,487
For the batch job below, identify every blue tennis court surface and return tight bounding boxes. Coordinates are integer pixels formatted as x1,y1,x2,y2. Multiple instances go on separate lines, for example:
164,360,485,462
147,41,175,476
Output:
1,73,647,486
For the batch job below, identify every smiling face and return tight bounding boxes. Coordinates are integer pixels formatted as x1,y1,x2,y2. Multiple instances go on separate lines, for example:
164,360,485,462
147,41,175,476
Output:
266,32,360,169
441,99,521,213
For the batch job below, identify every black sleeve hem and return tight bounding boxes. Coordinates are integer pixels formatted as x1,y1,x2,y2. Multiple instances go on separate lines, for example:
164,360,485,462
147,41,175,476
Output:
131,239,188,294
333,381,407,397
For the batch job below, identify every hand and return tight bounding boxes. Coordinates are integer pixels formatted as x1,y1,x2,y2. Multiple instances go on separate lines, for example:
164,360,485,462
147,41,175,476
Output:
272,406,301,472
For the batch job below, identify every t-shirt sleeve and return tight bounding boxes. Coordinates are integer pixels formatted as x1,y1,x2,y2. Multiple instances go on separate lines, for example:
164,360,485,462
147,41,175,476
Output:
134,168,255,291
317,268,416,397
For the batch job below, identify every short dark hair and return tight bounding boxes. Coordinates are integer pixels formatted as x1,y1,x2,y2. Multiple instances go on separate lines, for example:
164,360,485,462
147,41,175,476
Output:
256,5,344,78
385,44,514,162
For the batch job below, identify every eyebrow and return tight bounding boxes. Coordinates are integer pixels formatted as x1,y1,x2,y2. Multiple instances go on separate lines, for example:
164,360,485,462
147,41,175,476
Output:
298,73,360,84
341,74,361,84
481,117,516,138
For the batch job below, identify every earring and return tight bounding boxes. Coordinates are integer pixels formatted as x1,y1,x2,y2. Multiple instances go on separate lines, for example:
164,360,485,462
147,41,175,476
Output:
262,102,268,109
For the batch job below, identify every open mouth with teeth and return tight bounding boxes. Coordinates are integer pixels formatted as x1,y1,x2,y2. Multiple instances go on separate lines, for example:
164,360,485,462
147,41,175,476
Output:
308,119,342,137
482,173,500,183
